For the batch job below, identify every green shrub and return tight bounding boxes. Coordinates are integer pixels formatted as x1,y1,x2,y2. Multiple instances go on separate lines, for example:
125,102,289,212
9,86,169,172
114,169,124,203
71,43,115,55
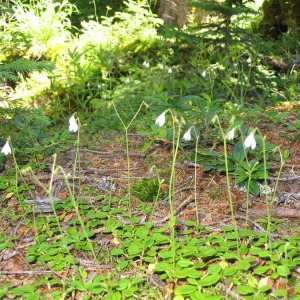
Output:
0,0,76,61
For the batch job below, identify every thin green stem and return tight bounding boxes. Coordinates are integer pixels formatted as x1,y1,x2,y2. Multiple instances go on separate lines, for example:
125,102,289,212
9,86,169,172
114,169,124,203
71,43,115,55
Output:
266,146,284,242
48,155,65,238
223,137,238,230
92,0,99,23
217,118,239,251
194,134,200,225
72,118,81,195
168,111,182,270
61,167,102,271
112,101,147,214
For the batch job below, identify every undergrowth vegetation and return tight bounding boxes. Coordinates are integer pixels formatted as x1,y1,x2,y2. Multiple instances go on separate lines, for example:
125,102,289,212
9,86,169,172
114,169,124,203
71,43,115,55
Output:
1,0,300,299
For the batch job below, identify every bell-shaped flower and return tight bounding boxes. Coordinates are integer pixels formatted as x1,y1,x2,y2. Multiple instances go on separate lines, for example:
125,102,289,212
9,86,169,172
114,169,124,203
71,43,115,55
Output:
69,115,79,133
168,68,172,74
182,128,192,141
143,61,150,68
1,140,11,155
244,131,256,149
227,128,235,141
155,112,166,127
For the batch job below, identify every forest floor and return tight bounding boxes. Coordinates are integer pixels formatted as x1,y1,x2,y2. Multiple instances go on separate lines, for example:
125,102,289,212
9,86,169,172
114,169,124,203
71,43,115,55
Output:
1,106,300,298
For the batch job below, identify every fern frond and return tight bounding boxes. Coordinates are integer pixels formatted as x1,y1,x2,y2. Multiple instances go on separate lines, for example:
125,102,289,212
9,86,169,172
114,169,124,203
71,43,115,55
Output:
0,60,54,83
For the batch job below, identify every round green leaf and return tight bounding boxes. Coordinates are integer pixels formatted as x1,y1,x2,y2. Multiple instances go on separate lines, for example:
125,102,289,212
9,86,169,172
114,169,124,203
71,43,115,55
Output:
177,259,193,268
295,284,300,293
236,285,256,295
237,260,251,270
276,265,290,276
223,266,237,276
207,264,222,274
175,285,197,296
26,255,36,263
258,285,271,293
198,274,220,287
254,266,269,275
110,248,124,256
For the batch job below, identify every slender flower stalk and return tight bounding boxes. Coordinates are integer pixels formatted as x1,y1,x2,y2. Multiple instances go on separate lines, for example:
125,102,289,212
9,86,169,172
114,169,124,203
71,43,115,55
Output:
216,117,240,251
193,132,200,225
1,140,11,155
112,101,147,214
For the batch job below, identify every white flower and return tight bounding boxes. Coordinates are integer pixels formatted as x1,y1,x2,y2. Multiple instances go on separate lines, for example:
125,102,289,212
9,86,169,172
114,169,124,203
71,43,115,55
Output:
143,61,150,68
201,70,206,78
227,128,235,141
244,132,256,150
69,115,79,133
158,64,164,69
155,112,166,127
87,82,90,87
168,68,172,74
1,140,11,155
182,128,192,141
246,57,252,63
125,77,130,83
97,84,102,89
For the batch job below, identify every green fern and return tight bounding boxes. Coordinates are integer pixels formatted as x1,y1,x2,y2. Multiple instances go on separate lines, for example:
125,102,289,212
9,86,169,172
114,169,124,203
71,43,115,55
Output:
0,60,54,83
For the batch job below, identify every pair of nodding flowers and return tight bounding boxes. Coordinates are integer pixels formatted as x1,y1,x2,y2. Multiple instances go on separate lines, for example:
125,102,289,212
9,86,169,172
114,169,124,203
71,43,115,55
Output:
155,112,256,149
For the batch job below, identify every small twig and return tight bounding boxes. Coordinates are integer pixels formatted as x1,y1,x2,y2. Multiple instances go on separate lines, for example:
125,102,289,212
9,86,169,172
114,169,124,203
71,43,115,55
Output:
2,250,18,260
161,195,194,223
177,160,203,168
268,174,300,181
234,214,267,233
1,270,55,275
80,148,146,158
160,186,195,204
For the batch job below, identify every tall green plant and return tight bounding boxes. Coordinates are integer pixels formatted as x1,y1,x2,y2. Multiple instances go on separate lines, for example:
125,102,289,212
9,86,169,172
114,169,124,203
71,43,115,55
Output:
0,0,76,61
73,0,163,75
